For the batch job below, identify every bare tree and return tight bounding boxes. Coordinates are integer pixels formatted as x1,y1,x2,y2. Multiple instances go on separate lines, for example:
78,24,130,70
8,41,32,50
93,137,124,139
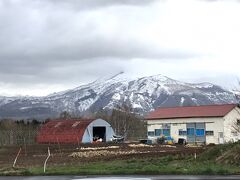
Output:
94,107,110,121
232,79,240,135
59,111,72,119
108,104,146,140
232,78,240,103
94,104,147,140
232,119,240,134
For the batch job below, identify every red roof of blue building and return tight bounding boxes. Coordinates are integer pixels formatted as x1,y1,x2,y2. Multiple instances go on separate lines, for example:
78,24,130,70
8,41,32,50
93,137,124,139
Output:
146,104,237,120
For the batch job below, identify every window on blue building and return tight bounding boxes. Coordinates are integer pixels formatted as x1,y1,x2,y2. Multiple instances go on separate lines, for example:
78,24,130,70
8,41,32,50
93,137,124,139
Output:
196,129,205,136
147,131,154,136
163,129,170,137
187,128,194,135
155,129,162,136
206,131,214,136
179,130,187,136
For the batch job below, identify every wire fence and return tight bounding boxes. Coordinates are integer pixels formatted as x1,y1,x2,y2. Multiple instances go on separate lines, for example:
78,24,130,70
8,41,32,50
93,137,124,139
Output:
0,129,38,146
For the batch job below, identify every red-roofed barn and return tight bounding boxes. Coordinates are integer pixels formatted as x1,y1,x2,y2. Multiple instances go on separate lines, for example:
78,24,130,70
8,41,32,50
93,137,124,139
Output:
36,118,115,144
145,104,240,144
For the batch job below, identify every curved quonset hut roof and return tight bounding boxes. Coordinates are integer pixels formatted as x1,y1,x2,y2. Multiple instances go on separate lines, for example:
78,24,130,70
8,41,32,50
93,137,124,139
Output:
36,118,114,144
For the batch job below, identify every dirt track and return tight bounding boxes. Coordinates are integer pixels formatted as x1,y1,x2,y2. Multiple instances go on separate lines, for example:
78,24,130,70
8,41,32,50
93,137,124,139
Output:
0,143,204,168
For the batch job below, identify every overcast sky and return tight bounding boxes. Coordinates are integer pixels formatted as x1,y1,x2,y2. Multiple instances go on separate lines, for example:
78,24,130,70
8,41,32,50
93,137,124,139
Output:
0,0,240,96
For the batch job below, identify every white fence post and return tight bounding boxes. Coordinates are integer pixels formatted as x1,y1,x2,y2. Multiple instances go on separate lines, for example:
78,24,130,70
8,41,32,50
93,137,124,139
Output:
13,147,22,168
43,147,51,173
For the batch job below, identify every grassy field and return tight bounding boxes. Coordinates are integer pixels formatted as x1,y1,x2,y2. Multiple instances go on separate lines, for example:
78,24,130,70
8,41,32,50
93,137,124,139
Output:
0,142,240,175
28,156,239,175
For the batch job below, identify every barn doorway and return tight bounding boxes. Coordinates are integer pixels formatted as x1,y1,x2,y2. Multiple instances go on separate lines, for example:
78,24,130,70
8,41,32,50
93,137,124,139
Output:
93,126,106,142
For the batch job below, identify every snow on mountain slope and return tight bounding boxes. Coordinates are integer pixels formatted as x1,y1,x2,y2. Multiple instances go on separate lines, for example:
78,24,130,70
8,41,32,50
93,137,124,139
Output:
0,96,18,106
0,73,237,119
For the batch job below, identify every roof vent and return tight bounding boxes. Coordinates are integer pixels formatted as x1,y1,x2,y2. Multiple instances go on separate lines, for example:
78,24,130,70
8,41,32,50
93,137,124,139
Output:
54,122,62,128
72,121,81,127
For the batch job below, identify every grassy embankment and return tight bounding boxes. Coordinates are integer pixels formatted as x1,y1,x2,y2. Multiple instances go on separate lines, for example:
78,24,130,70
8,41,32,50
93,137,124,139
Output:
1,142,240,175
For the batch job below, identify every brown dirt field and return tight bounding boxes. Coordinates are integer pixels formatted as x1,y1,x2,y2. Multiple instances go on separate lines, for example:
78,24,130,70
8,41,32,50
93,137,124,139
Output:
0,143,205,168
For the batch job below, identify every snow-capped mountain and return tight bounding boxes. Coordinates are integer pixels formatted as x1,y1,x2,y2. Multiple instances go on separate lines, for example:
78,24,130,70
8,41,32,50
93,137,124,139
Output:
0,73,237,119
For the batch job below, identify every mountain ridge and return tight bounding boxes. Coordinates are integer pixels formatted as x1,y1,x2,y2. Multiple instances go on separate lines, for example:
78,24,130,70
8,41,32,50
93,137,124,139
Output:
0,73,237,120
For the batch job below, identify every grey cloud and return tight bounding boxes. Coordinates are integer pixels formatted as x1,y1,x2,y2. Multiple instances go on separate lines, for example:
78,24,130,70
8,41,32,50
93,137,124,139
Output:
41,0,158,10
0,0,195,76
0,58,125,86
0,36,195,62
0,0,197,95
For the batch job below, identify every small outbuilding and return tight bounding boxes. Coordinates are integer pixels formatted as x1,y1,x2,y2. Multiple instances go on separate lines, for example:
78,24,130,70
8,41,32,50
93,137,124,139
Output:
145,104,240,144
36,118,115,144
